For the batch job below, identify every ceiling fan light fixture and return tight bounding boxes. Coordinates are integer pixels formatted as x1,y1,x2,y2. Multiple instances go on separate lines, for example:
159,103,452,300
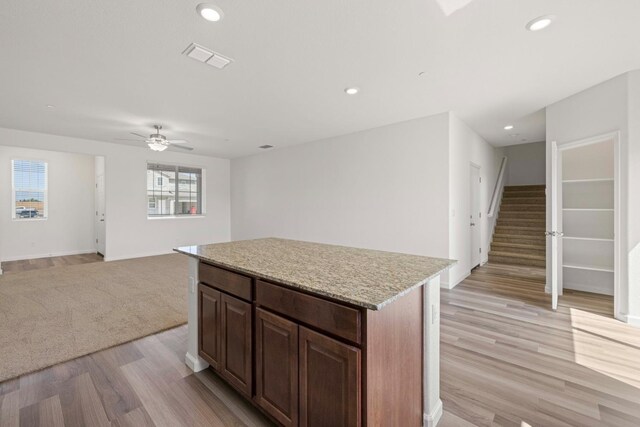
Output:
148,141,168,152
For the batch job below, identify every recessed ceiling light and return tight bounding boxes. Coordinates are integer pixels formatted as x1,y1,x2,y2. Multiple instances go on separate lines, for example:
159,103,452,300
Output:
526,15,555,32
504,125,514,130
197,4,224,22
344,87,359,95
46,104,55,108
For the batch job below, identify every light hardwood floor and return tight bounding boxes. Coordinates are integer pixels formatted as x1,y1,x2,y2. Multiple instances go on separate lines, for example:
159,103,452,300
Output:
0,262,638,426
0,253,103,274
440,263,640,427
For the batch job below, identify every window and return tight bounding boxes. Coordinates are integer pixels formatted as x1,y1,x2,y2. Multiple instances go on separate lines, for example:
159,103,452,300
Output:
12,159,48,220
147,163,203,216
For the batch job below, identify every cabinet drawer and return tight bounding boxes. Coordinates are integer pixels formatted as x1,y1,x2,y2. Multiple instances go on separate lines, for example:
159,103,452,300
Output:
256,280,361,344
199,262,252,301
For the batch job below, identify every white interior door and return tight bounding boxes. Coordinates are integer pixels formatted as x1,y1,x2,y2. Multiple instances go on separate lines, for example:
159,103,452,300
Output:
96,172,106,256
550,142,560,310
470,164,481,269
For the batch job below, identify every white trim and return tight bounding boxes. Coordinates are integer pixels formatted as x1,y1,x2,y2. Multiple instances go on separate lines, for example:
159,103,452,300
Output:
0,249,96,263
423,399,443,427
440,271,470,290
185,352,209,372
562,208,614,212
622,314,640,327
103,249,175,262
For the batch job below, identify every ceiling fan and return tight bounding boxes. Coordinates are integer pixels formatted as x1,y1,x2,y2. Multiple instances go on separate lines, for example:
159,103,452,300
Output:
116,125,193,151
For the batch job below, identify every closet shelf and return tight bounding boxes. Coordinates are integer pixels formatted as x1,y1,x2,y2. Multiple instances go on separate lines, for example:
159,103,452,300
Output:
562,178,614,183
563,236,614,242
563,264,614,273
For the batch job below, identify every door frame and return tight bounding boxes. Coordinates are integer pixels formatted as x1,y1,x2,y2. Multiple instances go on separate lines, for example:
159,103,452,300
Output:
469,162,482,269
550,131,621,318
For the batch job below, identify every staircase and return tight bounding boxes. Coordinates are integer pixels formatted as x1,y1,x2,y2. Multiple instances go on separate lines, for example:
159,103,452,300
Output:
489,185,546,267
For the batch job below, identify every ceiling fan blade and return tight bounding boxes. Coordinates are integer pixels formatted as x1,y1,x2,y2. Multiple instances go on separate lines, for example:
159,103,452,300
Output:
167,139,189,144
115,138,144,141
171,144,194,151
131,132,148,138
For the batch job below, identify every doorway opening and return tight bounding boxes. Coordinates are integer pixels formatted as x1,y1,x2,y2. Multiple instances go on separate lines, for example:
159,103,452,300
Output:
550,133,619,318
95,156,106,258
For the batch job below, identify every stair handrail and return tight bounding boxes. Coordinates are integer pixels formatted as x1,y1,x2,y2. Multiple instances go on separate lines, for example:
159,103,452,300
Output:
488,156,508,218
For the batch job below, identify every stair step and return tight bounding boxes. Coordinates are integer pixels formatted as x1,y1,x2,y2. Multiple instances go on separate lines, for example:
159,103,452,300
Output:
501,197,546,205
493,233,546,243
499,211,545,219
504,185,546,192
491,242,546,255
494,226,545,237
497,218,546,228
500,204,546,212
488,251,546,267
503,191,545,198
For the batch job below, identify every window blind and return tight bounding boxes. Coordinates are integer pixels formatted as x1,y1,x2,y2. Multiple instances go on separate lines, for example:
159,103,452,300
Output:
12,159,48,219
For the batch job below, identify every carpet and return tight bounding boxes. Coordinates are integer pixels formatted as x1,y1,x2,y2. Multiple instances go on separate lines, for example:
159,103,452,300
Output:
0,254,188,382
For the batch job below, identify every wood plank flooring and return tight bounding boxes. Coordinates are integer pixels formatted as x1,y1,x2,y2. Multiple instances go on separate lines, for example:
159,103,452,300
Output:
0,261,638,426
0,253,103,274
0,326,271,427
440,263,640,427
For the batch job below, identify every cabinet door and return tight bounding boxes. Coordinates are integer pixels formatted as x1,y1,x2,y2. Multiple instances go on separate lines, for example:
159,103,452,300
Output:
198,284,221,370
221,293,253,396
255,308,298,427
299,326,361,427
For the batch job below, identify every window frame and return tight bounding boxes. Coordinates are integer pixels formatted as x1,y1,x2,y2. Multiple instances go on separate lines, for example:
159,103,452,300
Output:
11,159,49,221
146,162,206,219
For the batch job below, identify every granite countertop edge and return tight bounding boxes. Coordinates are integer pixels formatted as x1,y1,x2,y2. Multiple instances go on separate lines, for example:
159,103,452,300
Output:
174,247,456,311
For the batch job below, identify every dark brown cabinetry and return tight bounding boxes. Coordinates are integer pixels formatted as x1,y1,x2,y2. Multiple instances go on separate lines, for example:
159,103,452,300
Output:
220,293,252,397
198,284,221,370
299,326,360,427
255,308,299,427
197,260,423,427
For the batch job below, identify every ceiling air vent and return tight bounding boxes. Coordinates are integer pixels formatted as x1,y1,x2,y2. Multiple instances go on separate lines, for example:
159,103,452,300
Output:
259,145,274,149
183,43,233,69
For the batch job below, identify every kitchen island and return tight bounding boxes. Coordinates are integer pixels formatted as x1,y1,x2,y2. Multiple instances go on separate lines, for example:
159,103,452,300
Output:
175,238,454,427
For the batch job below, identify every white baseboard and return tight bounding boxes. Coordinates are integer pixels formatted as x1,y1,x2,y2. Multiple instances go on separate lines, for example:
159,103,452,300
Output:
440,270,470,290
104,249,175,262
0,249,97,263
424,399,443,427
621,314,640,327
185,352,209,372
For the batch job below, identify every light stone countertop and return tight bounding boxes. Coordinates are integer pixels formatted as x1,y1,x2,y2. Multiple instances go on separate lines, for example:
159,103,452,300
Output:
175,238,456,310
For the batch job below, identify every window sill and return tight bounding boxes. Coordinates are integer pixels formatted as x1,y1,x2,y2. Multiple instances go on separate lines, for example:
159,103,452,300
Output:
147,215,206,220
12,217,48,222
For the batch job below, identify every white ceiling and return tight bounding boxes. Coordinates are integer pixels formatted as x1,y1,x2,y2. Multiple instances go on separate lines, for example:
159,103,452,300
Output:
1,0,639,158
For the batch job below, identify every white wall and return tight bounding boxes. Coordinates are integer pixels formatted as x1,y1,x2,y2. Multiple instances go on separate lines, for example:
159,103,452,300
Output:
503,141,546,186
447,115,505,287
546,71,639,324
231,114,451,258
0,127,231,262
0,146,95,261
231,112,504,289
